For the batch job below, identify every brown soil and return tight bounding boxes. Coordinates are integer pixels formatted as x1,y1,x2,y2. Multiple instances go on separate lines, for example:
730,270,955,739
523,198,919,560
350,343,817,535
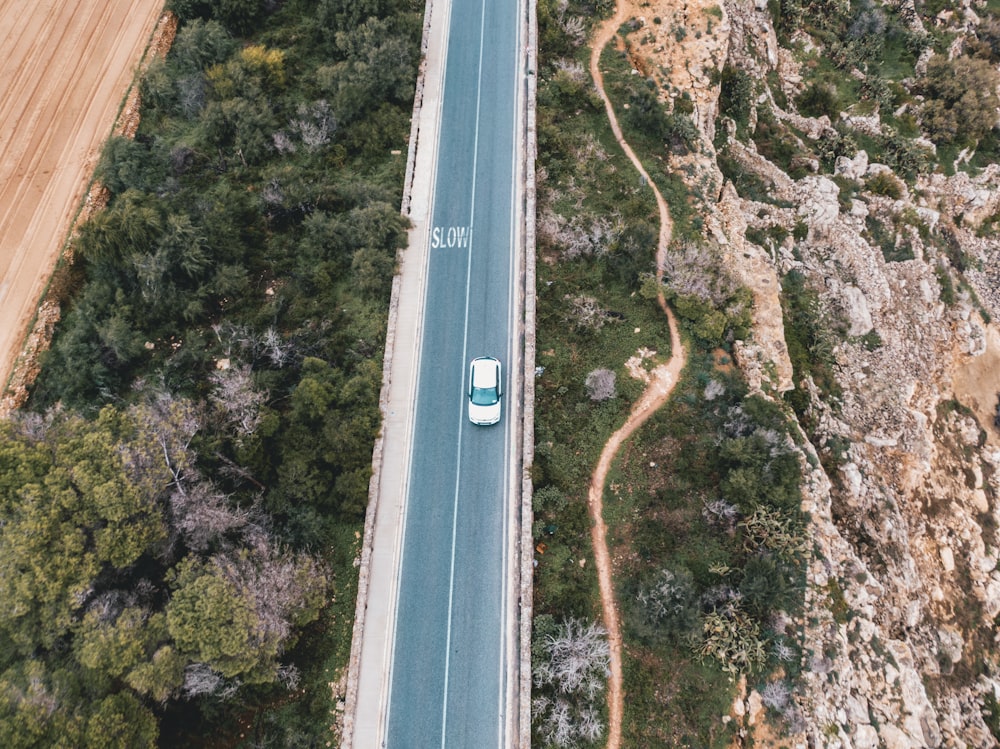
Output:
952,323,1000,447
588,7,687,748
0,0,166,404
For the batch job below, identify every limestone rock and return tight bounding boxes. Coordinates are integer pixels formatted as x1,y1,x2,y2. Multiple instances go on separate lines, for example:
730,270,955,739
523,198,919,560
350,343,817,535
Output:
626,2,1000,744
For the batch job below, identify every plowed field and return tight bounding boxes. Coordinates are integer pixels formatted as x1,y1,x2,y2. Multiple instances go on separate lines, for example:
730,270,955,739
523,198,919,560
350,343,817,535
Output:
0,0,164,389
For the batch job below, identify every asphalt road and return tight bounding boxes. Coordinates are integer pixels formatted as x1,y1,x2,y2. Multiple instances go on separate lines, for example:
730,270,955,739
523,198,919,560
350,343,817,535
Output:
384,0,522,744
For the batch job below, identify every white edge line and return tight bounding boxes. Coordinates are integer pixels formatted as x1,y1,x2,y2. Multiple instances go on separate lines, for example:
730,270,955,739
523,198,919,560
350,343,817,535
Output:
501,0,527,743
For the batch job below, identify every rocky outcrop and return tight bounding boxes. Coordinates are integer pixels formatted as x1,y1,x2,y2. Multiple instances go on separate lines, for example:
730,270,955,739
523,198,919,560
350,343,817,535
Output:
621,0,796,394
617,0,1000,742
712,0,1000,745
619,0,731,135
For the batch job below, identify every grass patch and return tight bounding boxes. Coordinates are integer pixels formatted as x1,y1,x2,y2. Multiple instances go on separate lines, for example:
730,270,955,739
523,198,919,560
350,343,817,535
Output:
601,351,807,739
622,647,737,747
598,45,701,238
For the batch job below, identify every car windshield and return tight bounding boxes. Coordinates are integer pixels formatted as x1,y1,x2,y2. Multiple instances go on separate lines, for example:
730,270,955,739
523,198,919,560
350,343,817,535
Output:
471,385,499,406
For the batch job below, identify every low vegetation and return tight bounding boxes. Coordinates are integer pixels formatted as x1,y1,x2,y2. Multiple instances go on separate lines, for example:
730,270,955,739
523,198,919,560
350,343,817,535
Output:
532,0,809,745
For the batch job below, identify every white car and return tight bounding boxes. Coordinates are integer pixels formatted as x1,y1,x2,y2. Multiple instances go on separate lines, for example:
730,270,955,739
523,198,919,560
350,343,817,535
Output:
468,356,502,425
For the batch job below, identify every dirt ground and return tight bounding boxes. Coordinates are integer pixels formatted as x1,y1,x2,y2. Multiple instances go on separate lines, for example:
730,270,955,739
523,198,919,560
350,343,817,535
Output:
0,0,164,392
953,323,1000,446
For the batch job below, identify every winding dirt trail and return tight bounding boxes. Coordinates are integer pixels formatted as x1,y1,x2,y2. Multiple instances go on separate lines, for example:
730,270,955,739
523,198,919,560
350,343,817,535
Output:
588,8,687,749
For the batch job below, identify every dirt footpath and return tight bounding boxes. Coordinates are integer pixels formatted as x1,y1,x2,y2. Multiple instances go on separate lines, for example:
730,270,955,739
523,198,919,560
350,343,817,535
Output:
0,0,164,391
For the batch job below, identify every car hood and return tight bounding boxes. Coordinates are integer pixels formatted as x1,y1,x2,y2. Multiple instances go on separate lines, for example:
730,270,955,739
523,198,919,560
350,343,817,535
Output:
468,400,501,425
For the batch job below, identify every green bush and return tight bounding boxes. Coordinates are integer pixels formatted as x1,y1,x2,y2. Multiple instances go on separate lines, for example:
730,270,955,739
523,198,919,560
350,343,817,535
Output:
865,171,903,199
920,54,1000,146
781,269,841,418
718,66,753,133
796,81,840,120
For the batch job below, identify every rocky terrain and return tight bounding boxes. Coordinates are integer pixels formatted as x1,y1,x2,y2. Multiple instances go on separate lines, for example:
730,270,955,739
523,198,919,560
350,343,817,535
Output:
614,0,1000,745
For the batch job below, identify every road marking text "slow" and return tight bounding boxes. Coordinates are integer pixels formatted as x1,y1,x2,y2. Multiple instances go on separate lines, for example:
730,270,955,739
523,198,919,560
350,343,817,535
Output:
431,225,470,249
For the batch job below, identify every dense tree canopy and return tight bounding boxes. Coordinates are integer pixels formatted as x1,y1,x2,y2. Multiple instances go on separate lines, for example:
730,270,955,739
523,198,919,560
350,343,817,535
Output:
0,403,328,742
14,0,422,742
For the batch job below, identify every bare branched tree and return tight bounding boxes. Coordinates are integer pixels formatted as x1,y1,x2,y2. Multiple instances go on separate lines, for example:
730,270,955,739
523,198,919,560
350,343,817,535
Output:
555,0,586,46
564,294,615,330
177,75,206,119
576,705,603,743
8,409,52,442
660,240,742,306
121,391,201,495
702,497,740,532
542,619,610,698
261,327,292,368
533,617,610,746
290,100,335,152
540,208,619,260
85,590,127,625
552,58,586,84
533,696,576,748
182,663,223,699
276,663,300,691
584,368,616,401
262,178,284,206
169,480,248,552
704,379,726,401
209,363,268,439
773,638,797,663
213,323,296,369
759,679,792,711
212,536,328,655
272,130,296,155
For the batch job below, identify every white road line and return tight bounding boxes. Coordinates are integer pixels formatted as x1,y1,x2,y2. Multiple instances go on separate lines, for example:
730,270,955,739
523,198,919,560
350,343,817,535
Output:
440,0,489,744
382,0,454,742
499,0,526,740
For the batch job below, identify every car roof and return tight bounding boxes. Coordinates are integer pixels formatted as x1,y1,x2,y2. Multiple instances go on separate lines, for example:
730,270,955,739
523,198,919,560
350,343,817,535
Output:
471,357,499,387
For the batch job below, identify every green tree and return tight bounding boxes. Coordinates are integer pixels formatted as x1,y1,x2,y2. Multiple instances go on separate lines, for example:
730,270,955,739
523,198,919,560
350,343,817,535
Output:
75,607,156,682
719,65,753,132
796,81,839,120
83,693,157,749
124,645,186,702
30,281,121,408
351,245,396,297
166,557,273,680
0,660,85,748
166,545,326,683
209,0,264,34
170,18,235,74
200,96,278,165
921,54,1000,145
96,136,166,195
321,17,419,124
76,190,164,269
316,0,398,36
0,411,170,653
